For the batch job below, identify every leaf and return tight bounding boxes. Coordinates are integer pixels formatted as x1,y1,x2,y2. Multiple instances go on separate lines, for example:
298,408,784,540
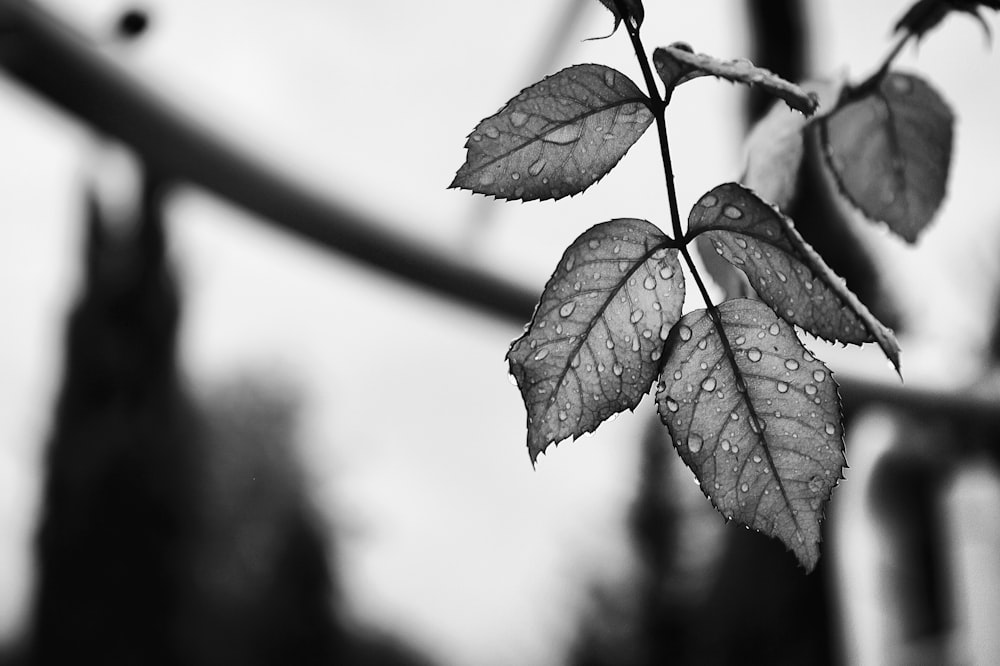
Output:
652,44,819,115
656,299,845,570
451,65,654,202
688,182,901,372
894,0,1000,40
740,77,846,211
820,71,954,242
507,219,684,462
596,0,645,34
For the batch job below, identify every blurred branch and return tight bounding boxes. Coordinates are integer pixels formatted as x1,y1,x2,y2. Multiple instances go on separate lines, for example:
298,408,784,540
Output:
0,0,999,425
0,0,538,323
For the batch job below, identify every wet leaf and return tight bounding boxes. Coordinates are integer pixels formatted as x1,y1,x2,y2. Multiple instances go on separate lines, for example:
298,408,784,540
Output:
596,0,645,33
894,0,999,40
652,44,819,114
688,183,901,372
508,219,684,463
820,71,953,242
656,299,845,570
451,64,653,202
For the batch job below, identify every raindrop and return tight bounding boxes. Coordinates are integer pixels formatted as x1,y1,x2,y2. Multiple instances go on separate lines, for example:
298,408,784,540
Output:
701,377,717,392
573,281,582,291
768,323,780,336
813,370,826,383
484,125,500,139
804,384,818,396
559,302,576,318
597,362,606,373
565,256,575,271
587,238,600,250
511,172,520,181
752,454,762,463
734,335,746,345
825,423,836,436
688,434,703,453
802,351,814,362
673,370,682,380
613,243,621,254
605,339,615,350
612,363,623,376
660,327,670,341
734,237,748,249
509,111,529,127
701,194,718,207
730,412,739,421
534,348,549,361
784,359,800,371
650,350,661,362
747,348,762,362
659,265,674,279
631,338,640,352
721,440,731,452
697,338,708,350
776,381,789,393
776,272,787,283
732,444,739,454
723,205,743,219
558,410,568,422
543,124,582,144
678,325,692,341
630,310,644,324
555,323,563,335
643,276,657,290
665,398,679,413
741,482,749,493
603,69,617,87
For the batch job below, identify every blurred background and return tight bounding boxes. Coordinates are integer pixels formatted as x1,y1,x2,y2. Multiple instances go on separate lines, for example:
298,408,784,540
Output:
1,0,999,664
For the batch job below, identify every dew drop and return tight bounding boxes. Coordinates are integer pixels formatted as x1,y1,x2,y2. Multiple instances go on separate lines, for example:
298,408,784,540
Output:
723,205,743,219
776,381,788,393
813,370,826,383
603,69,616,87
804,384,818,396
660,327,670,341
734,237,748,249
643,276,657,290
768,323,780,336
721,440,731,452
630,310,644,324
597,362,606,373
559,302,576,318
701,194,718,207
673,370,682,380
483,125,500,139
747,348,762,363
734,335,746,345
665,398,679,413
528,158,547,177
534,348,549,361
752,454,762,463
631,338,640,352
701,377,717,392
802,350,814,362
784,359,799,371
825,422,836,436
678,325,692,341
659,265,674,279
543,124,582,144
605,339,615,350
565,256,575,271
688,434,703,453
741,482,749,493
558,410,568,422
511,172,520,181
650,350,661,362
776,271,787,283
510,111,529,127
730,412,739,421
612,362,623,376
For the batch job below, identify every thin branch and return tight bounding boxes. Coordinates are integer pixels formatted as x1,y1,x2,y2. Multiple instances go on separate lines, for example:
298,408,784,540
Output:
0,1,998,426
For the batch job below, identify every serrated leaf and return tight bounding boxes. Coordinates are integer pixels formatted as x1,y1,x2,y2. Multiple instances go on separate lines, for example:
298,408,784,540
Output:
894,0,999,40
652,44,819,115
688,182,901,372
507,219,684,462
820,71,953,242
451,64,654,202
596,0,645,33
656,299,845,570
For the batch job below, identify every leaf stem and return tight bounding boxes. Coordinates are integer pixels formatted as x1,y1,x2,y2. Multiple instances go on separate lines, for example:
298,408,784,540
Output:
854,30,912,96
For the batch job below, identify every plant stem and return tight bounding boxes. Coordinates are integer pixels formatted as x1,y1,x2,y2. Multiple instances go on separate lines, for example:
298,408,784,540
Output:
855,30,911,95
